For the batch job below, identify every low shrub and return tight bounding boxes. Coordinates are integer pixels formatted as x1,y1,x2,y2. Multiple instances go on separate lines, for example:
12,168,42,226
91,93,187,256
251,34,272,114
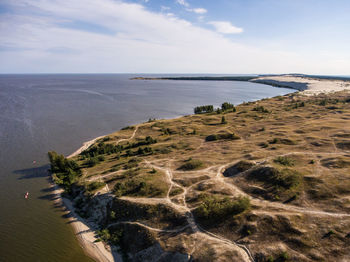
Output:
252,105,269,113
274,156,295,166
195,195,250,222
87,181,105,192
113,177,166,198
269,138,296,145
178,159,203,170
205,133,240,142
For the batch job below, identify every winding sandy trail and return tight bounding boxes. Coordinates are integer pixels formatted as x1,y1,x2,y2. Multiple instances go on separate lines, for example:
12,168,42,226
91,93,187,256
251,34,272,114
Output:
140,159,253,262
215,162,350,218
115,126,139,146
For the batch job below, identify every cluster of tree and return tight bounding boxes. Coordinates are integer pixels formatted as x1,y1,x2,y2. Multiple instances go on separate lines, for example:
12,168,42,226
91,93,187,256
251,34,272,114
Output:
195,194,250,222
48,151,81,192
195,102,236,115
127,136,157,149
84,155,106,167
221,102,236,111
81,142,123,158
194,105,214,114
252,105,269,113
125,146,153,157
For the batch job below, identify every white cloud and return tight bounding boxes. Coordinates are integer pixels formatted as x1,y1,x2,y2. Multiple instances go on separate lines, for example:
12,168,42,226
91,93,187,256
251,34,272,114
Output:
161,6,170,12
208,21,243,34
0,0,349,74
192,8,207,14
176,0,189,7
186,7,207,14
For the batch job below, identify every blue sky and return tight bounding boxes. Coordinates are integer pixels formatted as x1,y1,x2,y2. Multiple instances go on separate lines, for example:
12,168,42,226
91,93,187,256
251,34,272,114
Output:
0,0,349,74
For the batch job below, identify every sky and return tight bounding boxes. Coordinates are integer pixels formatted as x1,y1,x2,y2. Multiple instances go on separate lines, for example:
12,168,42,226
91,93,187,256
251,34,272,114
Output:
0,0,349,74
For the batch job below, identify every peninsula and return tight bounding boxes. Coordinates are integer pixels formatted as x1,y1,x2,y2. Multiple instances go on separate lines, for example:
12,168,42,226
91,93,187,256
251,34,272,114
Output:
133,74,350,94
49,76,350,262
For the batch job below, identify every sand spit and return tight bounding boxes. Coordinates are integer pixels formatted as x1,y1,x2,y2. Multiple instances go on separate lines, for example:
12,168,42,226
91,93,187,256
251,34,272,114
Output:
251,75,350,95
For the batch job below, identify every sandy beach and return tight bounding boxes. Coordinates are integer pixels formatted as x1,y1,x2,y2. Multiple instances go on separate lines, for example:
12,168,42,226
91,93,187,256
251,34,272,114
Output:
50,136,122,262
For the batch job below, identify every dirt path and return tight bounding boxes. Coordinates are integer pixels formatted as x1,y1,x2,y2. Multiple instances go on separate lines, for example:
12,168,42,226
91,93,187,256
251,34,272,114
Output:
78,125,349,261
215,162,350,218
87,126,140,194
140,159,253,262
115,126,139,146
107,221,190,233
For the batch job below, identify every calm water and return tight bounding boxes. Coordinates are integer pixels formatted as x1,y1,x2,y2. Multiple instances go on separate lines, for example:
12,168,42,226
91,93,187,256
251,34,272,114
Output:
0,74,294,262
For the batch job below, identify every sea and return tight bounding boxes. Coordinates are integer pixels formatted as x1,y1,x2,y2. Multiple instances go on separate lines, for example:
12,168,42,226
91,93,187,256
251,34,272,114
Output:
0,74,295,262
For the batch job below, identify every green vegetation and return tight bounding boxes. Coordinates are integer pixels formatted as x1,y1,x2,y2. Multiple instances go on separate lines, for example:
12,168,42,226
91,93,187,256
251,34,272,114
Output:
248,166,303,199
121,125,134,130
205,132,240,141
97,228,123,245
223,160,255,177
221,116,227,124
85,157,99,167
178,159,204,170
269,138,296,145
292,101,305,109
221,102,236,112
127,136,157,149
252,105,270,113
195,194,250,222
87,181,105,192
81,142,122,158
169,187,184,196
113,174,167,198
194,105,214,114
196,102,235,115
267,251,290,262
48,151,81,192
274,156,295,166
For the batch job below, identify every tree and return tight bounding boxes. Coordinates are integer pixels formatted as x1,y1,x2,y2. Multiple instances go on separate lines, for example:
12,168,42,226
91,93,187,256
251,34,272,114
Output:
221,116,227,124
194,105,214,114
221,102,235,112
48,151,82,192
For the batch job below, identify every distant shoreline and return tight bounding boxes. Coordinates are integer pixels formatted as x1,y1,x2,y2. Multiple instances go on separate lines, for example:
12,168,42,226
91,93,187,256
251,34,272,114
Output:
132,74,350,94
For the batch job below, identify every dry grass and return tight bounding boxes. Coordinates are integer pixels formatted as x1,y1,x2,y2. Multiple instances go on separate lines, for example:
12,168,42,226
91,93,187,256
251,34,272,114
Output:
71,91,350,262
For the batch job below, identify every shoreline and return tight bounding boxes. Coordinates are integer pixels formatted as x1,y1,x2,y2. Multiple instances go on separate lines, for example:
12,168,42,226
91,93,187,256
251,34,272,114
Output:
50,136,123,262
132,75,350,95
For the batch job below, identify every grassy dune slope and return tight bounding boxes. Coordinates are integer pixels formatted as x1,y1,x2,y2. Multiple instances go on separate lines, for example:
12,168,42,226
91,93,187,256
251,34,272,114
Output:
54,91,350,262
